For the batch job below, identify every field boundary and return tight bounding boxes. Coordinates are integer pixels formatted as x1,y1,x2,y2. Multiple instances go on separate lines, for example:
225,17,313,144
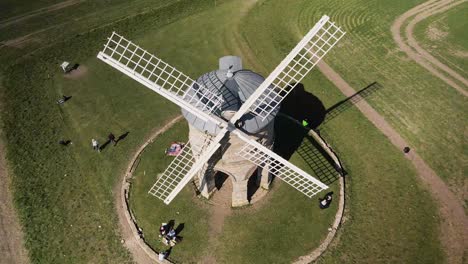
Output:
114,116,184,264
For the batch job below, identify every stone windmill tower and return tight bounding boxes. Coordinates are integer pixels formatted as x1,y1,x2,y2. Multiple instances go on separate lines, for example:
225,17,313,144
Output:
97,15,345,207
182,56,277,206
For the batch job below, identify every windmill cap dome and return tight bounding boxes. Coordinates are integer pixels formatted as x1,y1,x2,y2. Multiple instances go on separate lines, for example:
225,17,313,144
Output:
181,56,279,135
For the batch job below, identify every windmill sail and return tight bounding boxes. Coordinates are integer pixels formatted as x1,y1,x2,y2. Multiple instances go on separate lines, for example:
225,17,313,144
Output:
230,15,346,123
97,32,223,125
148,129,227,204
234,132,328,198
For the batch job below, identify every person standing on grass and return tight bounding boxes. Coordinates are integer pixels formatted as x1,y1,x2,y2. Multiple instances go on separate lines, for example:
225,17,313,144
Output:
92,138,100,152
108,133,117,146
319,192,333,209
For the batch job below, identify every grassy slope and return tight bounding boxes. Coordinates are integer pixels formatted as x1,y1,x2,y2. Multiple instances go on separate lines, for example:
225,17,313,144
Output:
0,0,183,41
0,0,229,262
0,0,62,20
414,2,468,80
0,0,180,64
240,0,443,262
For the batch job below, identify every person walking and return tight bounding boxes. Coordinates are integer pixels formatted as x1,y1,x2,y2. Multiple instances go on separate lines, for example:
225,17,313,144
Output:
108,133,117,146
92,138,100,152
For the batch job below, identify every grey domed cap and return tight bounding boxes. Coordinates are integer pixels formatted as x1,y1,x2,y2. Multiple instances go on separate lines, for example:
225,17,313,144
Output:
181,56,279,135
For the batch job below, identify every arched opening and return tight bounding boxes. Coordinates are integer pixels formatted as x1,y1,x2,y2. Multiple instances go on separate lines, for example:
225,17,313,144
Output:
214,171,229,190
247,170,260,202
210,171,233,207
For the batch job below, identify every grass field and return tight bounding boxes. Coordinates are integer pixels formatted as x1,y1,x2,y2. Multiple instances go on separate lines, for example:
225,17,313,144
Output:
240,0,468,204
414,2,468,80
0,0,460,262
0,1,222,262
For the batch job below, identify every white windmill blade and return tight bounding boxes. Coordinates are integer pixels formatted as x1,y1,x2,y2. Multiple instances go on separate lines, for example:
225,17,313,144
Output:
97,32,223,125
148,128,227,204
230,15,346,123
234,131,328,198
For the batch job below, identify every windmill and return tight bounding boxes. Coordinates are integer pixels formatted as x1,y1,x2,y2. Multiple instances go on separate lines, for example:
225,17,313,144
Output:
97,15,345,206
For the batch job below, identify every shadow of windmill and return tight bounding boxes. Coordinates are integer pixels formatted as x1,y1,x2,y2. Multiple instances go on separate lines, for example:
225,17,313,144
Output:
274,82,383,185
320,81,383,128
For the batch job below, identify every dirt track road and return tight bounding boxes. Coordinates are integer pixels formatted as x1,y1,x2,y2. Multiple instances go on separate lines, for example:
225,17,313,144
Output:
318,59,467,263
391,0,468,96
0,137,29,264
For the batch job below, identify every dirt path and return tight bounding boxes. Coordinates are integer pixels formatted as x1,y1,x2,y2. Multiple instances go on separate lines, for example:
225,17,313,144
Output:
391,0,468,96
200,179,233,264
317,60,467,264
0,0,85,29
0,134,29,264
114,116,183,264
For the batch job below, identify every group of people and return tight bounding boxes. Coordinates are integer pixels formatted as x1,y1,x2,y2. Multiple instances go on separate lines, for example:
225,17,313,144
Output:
159,222,180,247
91,133,118,152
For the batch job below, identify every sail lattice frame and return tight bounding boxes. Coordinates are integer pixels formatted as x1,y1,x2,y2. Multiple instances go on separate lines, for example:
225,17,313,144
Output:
148,142,196,203
240,16,346,122
236,134,328,198
148,128,226,204
97,32,223,123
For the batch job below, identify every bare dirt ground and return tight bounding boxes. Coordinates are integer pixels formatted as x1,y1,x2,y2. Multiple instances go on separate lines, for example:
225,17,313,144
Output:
317,60,468,264
0,135,29,264
64,65,88,79
200,179,232,264
391,0,468,96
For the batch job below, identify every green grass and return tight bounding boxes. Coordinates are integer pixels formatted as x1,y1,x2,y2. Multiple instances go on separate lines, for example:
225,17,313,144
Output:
111,0,442,261
0,0,62,20
238,0,444,262
0,0,453,262
129,120,211,263
0,0,228,262
129,118,339,263
414,2,468,80
242,0,468,209
0,0,180,42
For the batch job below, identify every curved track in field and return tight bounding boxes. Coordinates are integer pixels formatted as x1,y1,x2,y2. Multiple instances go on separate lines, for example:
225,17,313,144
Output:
390,3,468,260
391,0,468,96
317,59,467,263
115,116,183,264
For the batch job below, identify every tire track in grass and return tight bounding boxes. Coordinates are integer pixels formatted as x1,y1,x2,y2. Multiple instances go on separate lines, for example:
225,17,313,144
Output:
317,60,467,264
391,0,468,96
0,0,86,29
405,0,468,87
